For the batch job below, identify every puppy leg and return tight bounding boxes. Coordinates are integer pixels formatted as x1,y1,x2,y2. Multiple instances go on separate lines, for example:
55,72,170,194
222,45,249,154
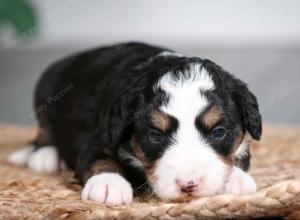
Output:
8,127,65,172
26,146,62,173
8,145,64,173
7,145,35,165
77,145,133,205
224,166,256,195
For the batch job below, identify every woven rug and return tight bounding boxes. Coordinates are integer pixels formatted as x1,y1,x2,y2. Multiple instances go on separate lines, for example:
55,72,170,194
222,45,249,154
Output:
0,124,299,219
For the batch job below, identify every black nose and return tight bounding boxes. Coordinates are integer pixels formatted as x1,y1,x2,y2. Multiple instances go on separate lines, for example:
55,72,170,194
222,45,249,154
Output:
180,181,198,193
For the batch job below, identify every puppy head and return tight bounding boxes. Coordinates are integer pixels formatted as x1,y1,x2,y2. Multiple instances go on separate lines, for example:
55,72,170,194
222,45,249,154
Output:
112,58,262,201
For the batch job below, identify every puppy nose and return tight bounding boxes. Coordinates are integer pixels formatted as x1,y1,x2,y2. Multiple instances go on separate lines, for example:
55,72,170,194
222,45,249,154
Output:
176,179,199,193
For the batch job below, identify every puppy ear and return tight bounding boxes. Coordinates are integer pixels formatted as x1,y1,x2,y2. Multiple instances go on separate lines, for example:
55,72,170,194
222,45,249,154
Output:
109,95,137,146
231,82,262,140
202,59,262,140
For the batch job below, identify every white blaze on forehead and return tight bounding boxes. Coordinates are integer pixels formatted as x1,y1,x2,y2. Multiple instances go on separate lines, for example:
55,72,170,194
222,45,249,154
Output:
152,63,228,200
157,65,213,116
157,64,214,93
157,64,215,146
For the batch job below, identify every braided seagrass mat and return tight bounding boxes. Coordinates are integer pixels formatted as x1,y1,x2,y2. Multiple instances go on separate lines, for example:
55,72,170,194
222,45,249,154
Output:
0,124,299,219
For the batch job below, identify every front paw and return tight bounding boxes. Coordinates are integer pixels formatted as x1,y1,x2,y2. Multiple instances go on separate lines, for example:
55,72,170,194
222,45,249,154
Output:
81,173,133,205
224,166,257,195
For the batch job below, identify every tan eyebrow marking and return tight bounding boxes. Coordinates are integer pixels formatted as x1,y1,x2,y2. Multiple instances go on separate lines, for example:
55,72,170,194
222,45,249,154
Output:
201,105,222,129
150,111,171,131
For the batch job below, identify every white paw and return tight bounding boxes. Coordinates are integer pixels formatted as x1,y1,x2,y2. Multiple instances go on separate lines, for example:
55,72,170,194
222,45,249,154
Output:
81,173,133,205
224,166,257,195
7,145,34,165
27,146,60,173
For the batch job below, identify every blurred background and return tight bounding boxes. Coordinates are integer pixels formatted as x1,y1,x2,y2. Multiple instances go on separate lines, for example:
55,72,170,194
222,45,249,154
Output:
0,0,299,125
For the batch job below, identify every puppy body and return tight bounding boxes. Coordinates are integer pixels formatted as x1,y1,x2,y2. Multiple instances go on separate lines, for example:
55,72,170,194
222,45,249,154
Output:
8,42,262,204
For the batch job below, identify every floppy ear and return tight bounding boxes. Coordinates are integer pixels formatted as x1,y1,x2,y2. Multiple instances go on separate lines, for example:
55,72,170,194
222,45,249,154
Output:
231,81,262,140
202,59,262,140
109,95,137,147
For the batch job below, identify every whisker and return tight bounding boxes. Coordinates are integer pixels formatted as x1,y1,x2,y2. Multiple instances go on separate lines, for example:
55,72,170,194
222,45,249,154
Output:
133,181,149,193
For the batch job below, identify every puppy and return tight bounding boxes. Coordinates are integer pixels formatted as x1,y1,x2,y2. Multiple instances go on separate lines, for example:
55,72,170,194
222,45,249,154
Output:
8,42,261,205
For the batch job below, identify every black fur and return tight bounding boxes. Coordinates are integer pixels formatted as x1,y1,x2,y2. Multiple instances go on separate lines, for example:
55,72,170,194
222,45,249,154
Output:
33,42,262,189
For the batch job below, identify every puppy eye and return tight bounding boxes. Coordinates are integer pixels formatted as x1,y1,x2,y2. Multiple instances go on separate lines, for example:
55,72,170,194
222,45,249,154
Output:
148,130,164,144
211,126,226,139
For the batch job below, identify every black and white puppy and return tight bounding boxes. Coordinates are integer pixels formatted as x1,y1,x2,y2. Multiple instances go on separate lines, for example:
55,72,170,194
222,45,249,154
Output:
8,42,261,205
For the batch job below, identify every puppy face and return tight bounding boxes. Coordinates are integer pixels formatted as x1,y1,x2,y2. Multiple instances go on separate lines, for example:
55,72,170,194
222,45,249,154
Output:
115,58,261,201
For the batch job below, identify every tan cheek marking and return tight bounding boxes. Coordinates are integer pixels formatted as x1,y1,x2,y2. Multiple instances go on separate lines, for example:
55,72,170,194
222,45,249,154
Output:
232,132,248,167
131,137,150,168
201,106,222,129
83,159,124,183
217,132,244,168
131,137,161,184
232,132,245,156
150,111,171,131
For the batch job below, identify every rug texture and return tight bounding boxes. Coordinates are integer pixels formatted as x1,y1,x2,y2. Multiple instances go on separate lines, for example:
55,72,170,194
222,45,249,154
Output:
0,124,299,219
